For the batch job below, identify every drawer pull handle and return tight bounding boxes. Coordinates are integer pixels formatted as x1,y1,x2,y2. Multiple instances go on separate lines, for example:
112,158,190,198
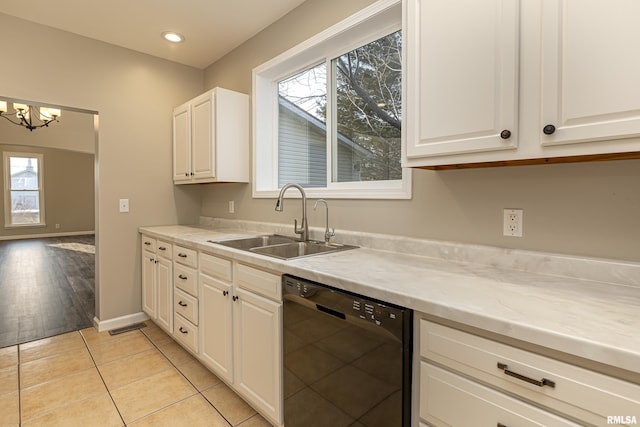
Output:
144,241,151,246
497,363,555,388
179,327,188,334
178,301,187,307
178,274,187,280
159,246,166,251
178,253,187,258
498,424,508,427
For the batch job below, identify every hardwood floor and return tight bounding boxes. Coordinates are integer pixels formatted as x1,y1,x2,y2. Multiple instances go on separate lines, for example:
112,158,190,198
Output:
0,235,95,349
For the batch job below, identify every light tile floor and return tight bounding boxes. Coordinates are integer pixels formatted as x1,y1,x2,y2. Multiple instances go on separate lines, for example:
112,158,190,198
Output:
0,322,273,427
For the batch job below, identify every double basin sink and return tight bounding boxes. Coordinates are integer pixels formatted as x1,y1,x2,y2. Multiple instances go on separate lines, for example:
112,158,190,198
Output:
209,234,357,260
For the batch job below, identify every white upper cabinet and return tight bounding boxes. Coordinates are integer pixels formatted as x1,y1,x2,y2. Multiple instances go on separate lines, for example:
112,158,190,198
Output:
404,0,640,168
173,87,249,184
540,0,640,148
405,0,519,158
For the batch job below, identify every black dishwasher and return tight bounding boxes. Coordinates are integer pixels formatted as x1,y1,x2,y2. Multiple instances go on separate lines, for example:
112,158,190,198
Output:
282,274,412,426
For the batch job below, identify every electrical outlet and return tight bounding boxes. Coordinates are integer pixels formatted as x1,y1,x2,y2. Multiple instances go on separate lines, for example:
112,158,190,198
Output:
503,208,523,237
228,200,235,214
119,199,129,213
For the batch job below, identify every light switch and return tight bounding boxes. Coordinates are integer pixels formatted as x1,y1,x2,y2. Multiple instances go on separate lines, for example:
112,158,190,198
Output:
119,198,129,213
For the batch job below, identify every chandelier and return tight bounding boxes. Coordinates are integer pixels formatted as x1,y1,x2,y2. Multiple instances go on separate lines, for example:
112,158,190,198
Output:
0,100,61,131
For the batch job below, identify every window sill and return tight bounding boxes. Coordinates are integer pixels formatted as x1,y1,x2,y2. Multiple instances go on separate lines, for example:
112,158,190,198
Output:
253,182,411,200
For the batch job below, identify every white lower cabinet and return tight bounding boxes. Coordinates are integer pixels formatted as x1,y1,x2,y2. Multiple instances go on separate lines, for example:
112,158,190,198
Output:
418,318,640,427
198,252,283,426
141,235,173,333
232,287,282,424
421,363,579,427
200,274,233,383
173,247,199,353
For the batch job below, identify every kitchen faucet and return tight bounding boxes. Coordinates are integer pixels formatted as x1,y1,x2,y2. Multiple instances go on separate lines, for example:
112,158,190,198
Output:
275,183,309,241
313,199,335,244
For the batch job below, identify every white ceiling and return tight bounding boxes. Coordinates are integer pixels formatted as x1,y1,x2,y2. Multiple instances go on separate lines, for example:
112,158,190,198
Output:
0,0,308,69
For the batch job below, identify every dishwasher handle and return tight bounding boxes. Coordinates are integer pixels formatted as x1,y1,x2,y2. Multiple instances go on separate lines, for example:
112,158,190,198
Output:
316,304,346,320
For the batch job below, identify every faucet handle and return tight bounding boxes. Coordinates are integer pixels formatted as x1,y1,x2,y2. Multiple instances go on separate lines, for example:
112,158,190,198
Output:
325,228,335,243
293,219,303,237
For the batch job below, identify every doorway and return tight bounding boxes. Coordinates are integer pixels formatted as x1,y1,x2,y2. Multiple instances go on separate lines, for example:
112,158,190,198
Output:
0,98,98,348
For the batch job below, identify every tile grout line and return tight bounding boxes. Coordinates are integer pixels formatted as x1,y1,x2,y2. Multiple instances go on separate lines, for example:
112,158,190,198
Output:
127,330,204,425
139,327,234,427
78,329,127,426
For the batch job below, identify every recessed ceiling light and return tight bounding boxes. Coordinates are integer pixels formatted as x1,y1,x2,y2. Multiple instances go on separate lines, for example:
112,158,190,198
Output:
162,31,185,43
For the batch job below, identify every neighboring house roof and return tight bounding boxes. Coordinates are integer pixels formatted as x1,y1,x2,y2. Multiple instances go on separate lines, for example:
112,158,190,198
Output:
278,95,372,157
11,169,37,179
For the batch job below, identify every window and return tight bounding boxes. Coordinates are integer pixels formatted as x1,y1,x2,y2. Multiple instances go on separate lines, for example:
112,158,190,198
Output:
3,152,45,227
254,0,410,199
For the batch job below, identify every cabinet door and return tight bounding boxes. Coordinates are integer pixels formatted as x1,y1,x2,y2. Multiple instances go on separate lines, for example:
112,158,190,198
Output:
173,103,191,182
405,0,519,158
540,0,640,148
191,92,216,180
199,275,233,383
233,288,282,425
156,256,173,333
141,252,156,318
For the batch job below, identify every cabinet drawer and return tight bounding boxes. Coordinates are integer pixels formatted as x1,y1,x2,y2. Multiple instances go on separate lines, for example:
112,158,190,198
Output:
174,245,197,268
141,236,156,253
235,263,280,301
174,314,198,354
421,362,580,427
200,252,232,282
420,320,640,425
156,240,173,259
174,264,198,297
174,288,198,325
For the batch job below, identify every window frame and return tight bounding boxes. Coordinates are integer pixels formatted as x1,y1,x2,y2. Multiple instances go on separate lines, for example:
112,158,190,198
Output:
3,151,46,228
252,0,410,199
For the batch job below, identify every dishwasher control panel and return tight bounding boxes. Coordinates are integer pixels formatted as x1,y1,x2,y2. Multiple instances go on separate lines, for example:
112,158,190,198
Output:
283,274,407,339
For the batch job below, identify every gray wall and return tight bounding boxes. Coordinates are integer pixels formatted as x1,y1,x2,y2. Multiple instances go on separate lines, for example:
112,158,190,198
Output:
202,0,640,263
0,12,204,322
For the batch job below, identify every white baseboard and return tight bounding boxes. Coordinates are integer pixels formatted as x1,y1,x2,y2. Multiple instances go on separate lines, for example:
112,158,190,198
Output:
0,231,95,241
93,312,150,332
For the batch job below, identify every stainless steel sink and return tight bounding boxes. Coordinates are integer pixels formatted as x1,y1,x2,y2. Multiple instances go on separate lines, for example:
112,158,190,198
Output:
250,241,357,260
210,234,357,260
209,235,297,250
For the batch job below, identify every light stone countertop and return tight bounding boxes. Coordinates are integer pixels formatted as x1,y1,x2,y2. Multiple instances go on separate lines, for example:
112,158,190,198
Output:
139,219,640,376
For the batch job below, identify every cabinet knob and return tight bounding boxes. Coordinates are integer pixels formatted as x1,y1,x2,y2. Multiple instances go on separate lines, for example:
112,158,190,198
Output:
543,124,556,135
500,129,511,139
178,301,187,307
190,172,194,176
232,295,239,302
223,290,229,296
185,173,189,177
